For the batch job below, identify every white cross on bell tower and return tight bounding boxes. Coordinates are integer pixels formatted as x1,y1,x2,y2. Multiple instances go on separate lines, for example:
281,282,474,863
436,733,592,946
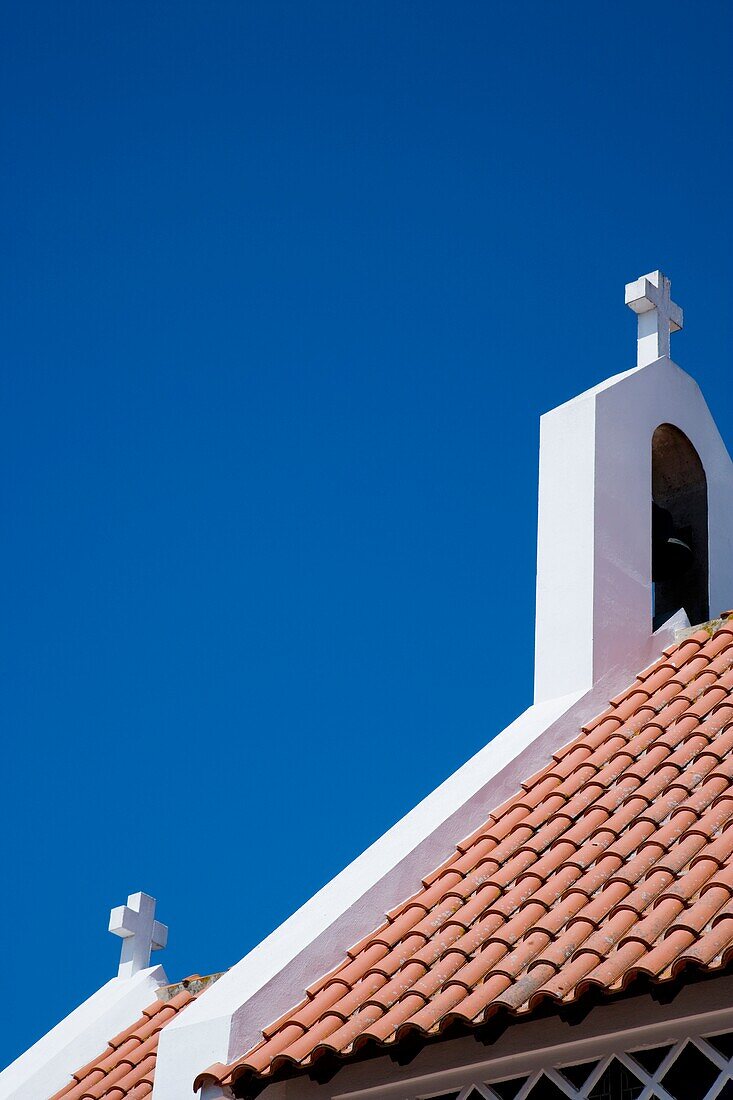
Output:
625,269,683,367
109,892,168,978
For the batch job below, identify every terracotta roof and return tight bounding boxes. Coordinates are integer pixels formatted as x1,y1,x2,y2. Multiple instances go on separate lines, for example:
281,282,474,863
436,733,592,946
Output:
198,618,733,1096
49,984,199,1100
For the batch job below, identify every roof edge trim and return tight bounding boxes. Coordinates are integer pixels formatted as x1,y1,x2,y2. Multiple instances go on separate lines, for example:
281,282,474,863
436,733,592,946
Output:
0,965,167,1100
153,613,687,1099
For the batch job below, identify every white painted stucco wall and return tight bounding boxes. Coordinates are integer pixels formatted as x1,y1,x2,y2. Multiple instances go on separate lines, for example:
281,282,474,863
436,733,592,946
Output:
534,356,733,701
11,347,733,1100
0,965,167,1100
154,617,687,1100
154,353,733,1097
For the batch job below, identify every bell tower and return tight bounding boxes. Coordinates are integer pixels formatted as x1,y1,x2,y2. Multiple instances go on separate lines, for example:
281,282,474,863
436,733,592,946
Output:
534,271,733,703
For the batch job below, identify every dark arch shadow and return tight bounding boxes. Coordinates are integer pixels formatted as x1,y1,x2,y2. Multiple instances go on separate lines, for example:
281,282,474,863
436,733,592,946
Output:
652,424,709,631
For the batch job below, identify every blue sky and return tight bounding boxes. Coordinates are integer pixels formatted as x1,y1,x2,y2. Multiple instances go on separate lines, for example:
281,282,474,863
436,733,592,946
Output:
2,0,732,1067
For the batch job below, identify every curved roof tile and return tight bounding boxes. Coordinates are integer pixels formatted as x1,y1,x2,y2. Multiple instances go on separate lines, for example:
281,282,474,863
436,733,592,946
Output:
50,986,199,1100
198,618,733,1095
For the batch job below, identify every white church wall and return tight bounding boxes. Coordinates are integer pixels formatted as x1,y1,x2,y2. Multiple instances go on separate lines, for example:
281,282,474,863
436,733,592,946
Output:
158,285,733,1096
0,964,167,1100
535,357,733,702
153,613,687,1100
16,271,732,1100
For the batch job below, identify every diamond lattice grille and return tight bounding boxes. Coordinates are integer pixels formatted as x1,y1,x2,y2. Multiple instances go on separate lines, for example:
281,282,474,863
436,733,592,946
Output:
427,1031,733,1100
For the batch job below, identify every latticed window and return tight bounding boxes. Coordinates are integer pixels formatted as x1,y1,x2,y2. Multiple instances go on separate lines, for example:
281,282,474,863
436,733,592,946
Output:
424,1031,733,1100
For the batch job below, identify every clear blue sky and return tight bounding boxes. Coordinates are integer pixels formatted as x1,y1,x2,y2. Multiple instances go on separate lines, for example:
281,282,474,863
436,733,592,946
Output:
2,0,732,1068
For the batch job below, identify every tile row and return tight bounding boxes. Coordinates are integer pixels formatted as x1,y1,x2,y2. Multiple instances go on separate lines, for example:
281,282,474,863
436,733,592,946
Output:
197,622,733,1094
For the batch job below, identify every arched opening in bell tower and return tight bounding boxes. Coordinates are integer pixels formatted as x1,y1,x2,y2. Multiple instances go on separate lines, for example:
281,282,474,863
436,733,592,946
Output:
652,423,709,631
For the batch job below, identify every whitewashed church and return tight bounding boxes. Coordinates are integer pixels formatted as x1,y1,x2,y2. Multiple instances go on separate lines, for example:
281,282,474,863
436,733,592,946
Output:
4,271,733,1100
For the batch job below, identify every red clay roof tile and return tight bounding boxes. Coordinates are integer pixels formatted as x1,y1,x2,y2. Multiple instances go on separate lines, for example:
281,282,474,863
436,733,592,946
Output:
197,618,733,1095
49,986,200,1100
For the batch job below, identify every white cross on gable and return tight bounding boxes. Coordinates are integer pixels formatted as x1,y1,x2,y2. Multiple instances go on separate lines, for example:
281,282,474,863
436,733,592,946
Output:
108,891,168,979
625,269,683,367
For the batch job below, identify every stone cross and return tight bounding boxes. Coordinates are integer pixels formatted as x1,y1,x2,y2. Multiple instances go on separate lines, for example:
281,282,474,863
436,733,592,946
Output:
625,270,683,367
109,892,168,979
